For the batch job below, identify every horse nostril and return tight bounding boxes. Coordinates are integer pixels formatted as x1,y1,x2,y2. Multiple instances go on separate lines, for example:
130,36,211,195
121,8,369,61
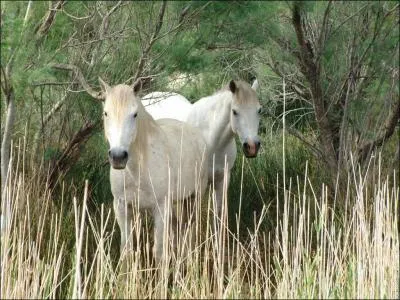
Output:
255,140,261,148
243,142,249,150
109,149,128,161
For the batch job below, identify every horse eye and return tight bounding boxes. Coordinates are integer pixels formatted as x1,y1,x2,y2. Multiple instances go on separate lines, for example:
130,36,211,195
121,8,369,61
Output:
232,109,238,116
258,108,262,114
103,111,108,117
133,112,138,118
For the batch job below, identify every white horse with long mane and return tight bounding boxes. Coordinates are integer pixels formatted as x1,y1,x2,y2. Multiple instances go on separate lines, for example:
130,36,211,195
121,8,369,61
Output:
142,79,261,215
99,79,208,263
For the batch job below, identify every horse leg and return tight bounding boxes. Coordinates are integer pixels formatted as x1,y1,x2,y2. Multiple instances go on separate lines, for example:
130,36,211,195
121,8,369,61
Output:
153,204,165,265
153,201,180,266
180,194,196,257
213,170,231,218
113,197,134,255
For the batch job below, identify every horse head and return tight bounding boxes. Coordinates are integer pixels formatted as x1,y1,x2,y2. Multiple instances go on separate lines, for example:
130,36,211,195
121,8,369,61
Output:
99,78,144,169
229,79,262,158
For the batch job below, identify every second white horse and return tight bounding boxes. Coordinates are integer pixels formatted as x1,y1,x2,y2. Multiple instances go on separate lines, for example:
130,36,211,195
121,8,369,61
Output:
142,79,262,215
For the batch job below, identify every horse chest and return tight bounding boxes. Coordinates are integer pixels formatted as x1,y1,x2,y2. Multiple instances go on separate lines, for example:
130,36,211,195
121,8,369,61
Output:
208,140,236,178
109,168,162,209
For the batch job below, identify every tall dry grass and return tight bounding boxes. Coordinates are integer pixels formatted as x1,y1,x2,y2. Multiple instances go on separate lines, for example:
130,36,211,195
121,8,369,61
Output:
1,140,399,299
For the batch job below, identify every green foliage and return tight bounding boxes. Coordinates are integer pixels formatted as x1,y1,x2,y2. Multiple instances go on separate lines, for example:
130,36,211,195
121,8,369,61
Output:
66,130,112,205
43,146,62,162
27,66,57,85
228,128,321,233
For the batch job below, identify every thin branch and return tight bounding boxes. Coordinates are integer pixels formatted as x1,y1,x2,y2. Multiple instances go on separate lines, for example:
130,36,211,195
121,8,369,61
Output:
384,3,399,17
31,91,71,163
49,63,104,100
316,0,332,59
179,4,191,24
131,75,155,92
330,4,370,38
206,44,247,51
265,110,322,158
0,65,9,97
292,3,316,72
335,6,390,109
61,5,94,20
99,1,123,39
32,81,74,87
152,1,167,40
150,2,210,45
266,60,312,104
5,48,16,81
358,95,400,162
89,1,125,67
63,29,129,48
47,121,99,190
133,1,167,81
35,0,66,37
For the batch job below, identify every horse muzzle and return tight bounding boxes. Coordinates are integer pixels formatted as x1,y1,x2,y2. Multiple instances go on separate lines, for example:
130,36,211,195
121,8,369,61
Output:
243,138,260,158
108,148,128,169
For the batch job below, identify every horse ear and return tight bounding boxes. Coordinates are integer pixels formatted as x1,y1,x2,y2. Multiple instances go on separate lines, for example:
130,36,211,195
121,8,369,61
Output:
132,78,142,94
99,77,110,95
251,79,259,91
229,80,237,94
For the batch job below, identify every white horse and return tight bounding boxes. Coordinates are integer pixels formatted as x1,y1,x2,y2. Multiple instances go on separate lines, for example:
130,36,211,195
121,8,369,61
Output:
142,79,261,215
99,79,208,263
141,91,192,122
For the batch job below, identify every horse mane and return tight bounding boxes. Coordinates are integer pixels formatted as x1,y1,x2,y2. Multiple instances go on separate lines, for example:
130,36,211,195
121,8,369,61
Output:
192,79,259,113
133,100,158,164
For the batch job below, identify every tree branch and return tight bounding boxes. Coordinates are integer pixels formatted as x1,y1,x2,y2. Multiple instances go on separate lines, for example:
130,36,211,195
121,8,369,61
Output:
266,60,312,103
152,1,167,40
49,63,104,100
358,96,400,162
316,0,332,59
31,90,72,164
32,81,74,87
179,4,191,24
265,109,322,158
47,120,99,190
292,3,316,75
0,65,9,97
35,0,67,37
99,1,123,40
133,1,167,81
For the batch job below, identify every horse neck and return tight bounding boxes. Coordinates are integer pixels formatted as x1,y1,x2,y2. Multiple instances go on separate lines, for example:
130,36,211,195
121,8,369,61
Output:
128,108,159,171
207,91,235,152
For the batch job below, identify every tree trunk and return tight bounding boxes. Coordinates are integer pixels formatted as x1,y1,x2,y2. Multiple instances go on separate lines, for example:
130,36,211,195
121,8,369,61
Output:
292,2,338,188
1,88,15,198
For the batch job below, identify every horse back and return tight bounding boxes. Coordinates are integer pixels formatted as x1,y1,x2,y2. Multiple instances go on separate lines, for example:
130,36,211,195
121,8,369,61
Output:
142,92,192,122
157,118,207,157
